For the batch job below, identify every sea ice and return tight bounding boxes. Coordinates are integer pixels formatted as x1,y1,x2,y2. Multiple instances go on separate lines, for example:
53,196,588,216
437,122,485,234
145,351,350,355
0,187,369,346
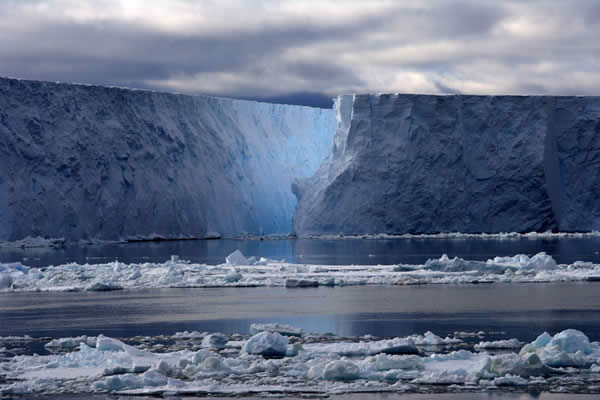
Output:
249,323,305,337
475,339,522,350
202,333,228,349
243,331,289,357
322,360,360,380
225,250,248,266
2,250,600,292
2,328,600,396
519,329,600,368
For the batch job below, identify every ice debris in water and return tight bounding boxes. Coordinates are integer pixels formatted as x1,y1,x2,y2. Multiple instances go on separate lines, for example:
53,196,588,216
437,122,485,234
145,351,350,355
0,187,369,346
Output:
3,250,600,292
475,339,522,350
520,329,600,367
249,323,305,337
45,336,97,351
322,360,360,380
3,328,600,396
202,333,228,349
225,250,249,266
243,331,289,357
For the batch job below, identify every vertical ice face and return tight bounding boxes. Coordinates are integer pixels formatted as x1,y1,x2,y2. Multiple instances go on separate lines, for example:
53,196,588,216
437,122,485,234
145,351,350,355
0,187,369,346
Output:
294,93,600,235
0,77,336,241
552,97,600,231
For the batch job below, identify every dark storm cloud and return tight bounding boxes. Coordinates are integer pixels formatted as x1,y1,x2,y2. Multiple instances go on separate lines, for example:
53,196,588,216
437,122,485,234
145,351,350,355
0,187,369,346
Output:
0,1,599,105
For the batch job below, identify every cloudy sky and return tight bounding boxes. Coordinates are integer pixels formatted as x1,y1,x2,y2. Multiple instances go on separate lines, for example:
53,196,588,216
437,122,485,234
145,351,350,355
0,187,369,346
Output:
1,0,599,107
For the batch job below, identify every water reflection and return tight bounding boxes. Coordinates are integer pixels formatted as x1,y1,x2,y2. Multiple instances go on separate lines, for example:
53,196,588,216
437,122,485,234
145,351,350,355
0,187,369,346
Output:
3,284,600,341
2,237,600,267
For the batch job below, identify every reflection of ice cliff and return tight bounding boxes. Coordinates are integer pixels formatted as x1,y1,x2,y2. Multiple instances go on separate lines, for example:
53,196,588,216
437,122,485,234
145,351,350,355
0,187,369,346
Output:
294,94,600,235
0,77,335,241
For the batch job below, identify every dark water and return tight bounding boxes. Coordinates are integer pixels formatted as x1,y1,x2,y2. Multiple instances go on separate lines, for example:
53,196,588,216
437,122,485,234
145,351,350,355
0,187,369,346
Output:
2,236,600,267
3,283,600,343
2,238,600,342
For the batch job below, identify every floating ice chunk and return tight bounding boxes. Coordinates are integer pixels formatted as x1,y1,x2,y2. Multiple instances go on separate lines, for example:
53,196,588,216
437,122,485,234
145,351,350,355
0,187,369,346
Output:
96,336,125,352
225,250,249,266
424,255,486,272
322,360,359,380
243,331,289,357
192,349,219,364
202,333,228,349
492,374,529,386
224,270,242,282
93,370,168,392
286,343,303,357
489,352,550,377
475,339,522,350
488,252,557,271
45,336,96,350
96,335,126,352
249,323,304,337
412,370,471,385
411,331,461,346
173,331,205,339
534,332,552,347
519,329,600,368
374,354,424,371
547,329,596,354
304,338,418,356
201,355,227,371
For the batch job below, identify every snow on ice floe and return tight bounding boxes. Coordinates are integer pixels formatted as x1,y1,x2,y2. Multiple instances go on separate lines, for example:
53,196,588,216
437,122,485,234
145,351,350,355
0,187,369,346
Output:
2,250,600,292
3,328,600,396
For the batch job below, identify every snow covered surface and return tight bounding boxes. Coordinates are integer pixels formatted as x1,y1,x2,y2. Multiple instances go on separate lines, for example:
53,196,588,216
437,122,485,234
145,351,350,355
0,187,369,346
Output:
3,327,600,396
294,93,600,235
0,77,335,241
3,249,600,292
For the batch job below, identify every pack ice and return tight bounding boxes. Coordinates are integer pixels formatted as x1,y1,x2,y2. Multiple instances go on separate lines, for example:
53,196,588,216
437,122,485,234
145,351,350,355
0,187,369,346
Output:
3,327,600,396
3,250,600,292
294,94,600,235
0,77,335,241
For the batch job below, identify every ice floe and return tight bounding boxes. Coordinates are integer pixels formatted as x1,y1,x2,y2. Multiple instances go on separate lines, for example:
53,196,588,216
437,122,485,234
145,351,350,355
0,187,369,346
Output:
3,250,600,292
3,328,600,396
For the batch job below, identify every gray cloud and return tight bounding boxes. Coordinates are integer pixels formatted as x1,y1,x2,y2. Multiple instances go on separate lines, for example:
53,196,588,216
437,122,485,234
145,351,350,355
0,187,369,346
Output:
0,1,599,107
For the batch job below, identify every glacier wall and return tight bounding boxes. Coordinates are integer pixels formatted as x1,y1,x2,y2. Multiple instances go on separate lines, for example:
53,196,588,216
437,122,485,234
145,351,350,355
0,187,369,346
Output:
293,94,600,235
0,77,336,241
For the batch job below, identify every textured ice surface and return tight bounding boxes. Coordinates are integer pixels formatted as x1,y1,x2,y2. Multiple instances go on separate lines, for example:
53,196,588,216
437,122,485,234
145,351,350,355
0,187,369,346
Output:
0,77,335,241
3,250,600,292
294,94,600,235
3,328,600,396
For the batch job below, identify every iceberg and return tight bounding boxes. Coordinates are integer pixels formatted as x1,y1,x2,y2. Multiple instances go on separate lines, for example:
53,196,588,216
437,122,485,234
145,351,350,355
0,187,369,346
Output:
242,331,289,357
294,94,600,235
0,77,335,241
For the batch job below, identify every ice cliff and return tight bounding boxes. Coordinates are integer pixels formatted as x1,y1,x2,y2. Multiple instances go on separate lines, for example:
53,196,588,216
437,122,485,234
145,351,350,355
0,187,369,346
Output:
3,78,600,241
293,94,600,235
0,77,335,241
